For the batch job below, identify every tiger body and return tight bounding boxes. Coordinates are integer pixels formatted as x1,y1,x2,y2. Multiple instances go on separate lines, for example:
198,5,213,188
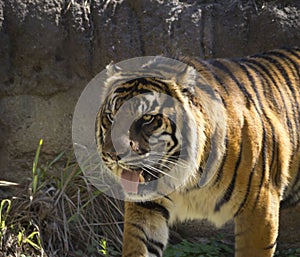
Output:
96,47,300,257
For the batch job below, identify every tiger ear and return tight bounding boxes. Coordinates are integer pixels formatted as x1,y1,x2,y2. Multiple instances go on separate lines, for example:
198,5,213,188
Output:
106,61,122,77
176,65,197,95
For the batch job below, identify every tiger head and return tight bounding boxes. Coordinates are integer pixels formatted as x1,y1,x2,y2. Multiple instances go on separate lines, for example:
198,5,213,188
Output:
95,57,226,201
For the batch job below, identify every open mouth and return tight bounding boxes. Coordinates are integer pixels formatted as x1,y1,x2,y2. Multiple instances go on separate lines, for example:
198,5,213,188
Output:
120,169,158,194
120,169,143,193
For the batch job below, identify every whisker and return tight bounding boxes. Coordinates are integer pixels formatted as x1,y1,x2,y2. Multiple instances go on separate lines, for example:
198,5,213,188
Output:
146,159,172,171
163,158,189,166
149,151,189,160
143,164,177,179
148,157,189,169
141,166,159,179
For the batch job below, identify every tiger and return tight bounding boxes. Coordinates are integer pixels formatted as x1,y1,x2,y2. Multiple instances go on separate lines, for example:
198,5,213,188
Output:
95,47,300,257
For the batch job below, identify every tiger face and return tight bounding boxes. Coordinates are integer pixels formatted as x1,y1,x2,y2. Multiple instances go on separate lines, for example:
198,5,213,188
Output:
96,75,201,201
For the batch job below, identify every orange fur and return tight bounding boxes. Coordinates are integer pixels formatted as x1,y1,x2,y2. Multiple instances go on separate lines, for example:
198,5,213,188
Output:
96,47,300,257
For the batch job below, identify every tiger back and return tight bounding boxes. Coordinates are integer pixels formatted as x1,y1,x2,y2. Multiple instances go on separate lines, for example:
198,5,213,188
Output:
96,47,300,257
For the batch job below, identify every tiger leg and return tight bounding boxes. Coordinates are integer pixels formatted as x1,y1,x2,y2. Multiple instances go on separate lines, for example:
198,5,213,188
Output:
122,201,170,257
234,187,280,257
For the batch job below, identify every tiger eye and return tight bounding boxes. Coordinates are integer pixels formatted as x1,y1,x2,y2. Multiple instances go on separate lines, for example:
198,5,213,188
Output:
142,114,153,121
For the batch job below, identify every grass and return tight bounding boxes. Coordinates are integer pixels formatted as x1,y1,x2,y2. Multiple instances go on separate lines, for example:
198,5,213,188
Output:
0,140,123,256
1,140,299,256
164,239,300,257
164,238,234,257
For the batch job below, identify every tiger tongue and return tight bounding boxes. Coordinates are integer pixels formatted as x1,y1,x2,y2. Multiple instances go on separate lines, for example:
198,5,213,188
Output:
121,170,141,194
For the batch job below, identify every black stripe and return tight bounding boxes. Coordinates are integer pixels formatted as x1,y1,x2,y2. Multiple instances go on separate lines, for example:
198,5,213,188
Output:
240,62,284,191
214,143,243,212
214,60,285,207
206,61,230,94
269,51,300,148
243,61,280,111
210,60,277,211
129,222,148,237
162,121,179,153
146,243,162,257
130,234,162,257
110,76,136,88
136,201,170,220
211,61,266,213
209,59,255,101
128,224,164,257
213,136,228,185
163,194,173,202
283,47,300,60
114,86,136,94
242,63,279,172
269,132,278,185
139,78,162,93
138,88,155,94
149,239,165,252
272,144,281,187
243,58,284,97
263,239,277,250
234,162,256,217
222,61,273,195
269,50,300,79
134,234,147,244
121,77,172,96
244,59,296,151
185,59,225,94
254,128,268,207
111,80,137,108
255,55,299,112
147,78,173,96
238,63,267,114
260,53,300,148
213,58,277,167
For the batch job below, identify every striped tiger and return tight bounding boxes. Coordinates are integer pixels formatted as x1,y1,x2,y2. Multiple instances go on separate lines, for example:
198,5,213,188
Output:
95,47,300,257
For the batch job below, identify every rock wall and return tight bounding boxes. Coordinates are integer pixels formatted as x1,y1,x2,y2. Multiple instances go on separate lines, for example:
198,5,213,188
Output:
1,0,299,182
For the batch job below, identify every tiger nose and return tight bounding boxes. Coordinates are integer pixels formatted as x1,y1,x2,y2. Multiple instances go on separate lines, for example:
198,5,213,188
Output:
113,134,131,154
130,140,149,155
130,140,139,152
103,132,131,160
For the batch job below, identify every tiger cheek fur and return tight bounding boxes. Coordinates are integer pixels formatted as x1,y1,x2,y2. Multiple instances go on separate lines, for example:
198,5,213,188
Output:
96,47,300,257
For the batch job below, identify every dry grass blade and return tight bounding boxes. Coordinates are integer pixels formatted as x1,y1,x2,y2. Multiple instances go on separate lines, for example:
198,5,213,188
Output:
0,150,123,257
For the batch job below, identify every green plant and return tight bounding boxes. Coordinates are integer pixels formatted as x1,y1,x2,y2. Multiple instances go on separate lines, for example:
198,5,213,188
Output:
164,238,300,257
31,139,66,195
17,227,41,250
275,248,300,257
32,139,43,195
0,139,123,256
0,199,11,238
164,238,234,257
99,238,119,256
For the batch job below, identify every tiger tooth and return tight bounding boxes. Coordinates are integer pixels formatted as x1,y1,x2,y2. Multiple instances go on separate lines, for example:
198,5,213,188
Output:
139,173,145,183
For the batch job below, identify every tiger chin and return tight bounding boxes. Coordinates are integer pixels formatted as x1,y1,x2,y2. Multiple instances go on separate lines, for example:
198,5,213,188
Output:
96,47,300,257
